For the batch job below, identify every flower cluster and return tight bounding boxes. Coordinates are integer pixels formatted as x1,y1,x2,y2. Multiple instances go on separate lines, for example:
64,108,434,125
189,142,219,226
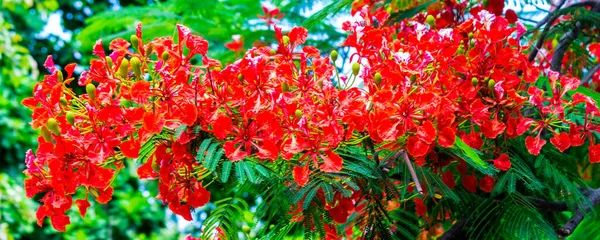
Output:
23,5,599,234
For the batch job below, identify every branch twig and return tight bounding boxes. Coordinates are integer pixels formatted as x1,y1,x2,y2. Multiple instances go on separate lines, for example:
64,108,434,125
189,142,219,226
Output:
581,63,600,85
401,151,423,194
558,188,600,238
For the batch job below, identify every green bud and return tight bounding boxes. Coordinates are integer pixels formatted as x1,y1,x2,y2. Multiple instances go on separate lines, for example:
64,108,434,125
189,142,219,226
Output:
145,44,153,55
60,97,68,106
330,50,339,62
426,15,436,28
295,109,303,119
119,58,130,78
130,57,142,79
552,38,559,49
46,118,61,136
130,35,139,49
242,225,251,234
105,56,113,69
471,77,478,87
281,82,289,92
488,79,496,90
161,51,169,62
238,74,244,83
56,70,63,82
86,84,97,100
66,112,75,125
352,62,360,76
374,72,382,86
456,45,464,55
270,49,277,55
282,36,290,46
40,126,53,142
410,75,417,83
468,32,474,39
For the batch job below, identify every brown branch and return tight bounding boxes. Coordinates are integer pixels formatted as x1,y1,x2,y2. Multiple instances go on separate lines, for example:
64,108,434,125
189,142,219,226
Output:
550,2,600,72
526,0,567,62
558,188,600,238
401,151,423,194
581,63,600,85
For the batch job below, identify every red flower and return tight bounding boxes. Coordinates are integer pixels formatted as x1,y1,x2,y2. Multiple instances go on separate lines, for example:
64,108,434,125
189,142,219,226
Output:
442,170,456,189
143,112,165,135
589,144,600,163
407,135,430,157
462,174,477,193
293,165,309,187
75,199,91,218
438,127,456,148
224,35,244,53
479,175,495,193
481,119,506,139
414,198,427,217
257,6,284,27
493,154,511,171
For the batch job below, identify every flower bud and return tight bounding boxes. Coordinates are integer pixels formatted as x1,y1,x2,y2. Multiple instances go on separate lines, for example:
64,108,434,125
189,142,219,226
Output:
238,74,244,83
352,62,360,76
130,57,142,79
410,75,417,83
242,225,251,234
46,118,61,136
426,15,436,28
40,126,53,142
456,45,464,55
374,72,382,86
66,112,75,125
471,77,478,87
281,82,289,93
145,44,153,55
161,51,169,62
330,50,338,62
468,32,474,39
295,109,303,119
552,38,559,49
130,35,139,49
282,36,290,46
56,70,63,82
119,58,130,78
270,49,277,55
60,97,68,106
488,79,496,90
86,83,97,100
105,56,113,69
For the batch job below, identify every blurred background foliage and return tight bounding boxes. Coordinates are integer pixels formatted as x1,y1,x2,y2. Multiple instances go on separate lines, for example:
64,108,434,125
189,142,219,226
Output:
0,0,343,239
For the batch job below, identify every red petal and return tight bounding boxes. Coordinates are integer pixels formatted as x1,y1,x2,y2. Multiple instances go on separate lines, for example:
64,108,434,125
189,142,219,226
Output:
525,136,546,156
417,120,437,144
516,118,534,135
143,112,165,134
589,144,600,163
414,198,427,217
289,27,308,45
437,127,456,148
212,114,232,140
321,150,343,172
44,55,56,72
462,174,477,193
96,187,114,204
92,39,106,58
442,170,455,189
293,166,309,187
481,119,506,139
493,154,511,171
479,175,495,193
407,135,430,157
505,9,518,24
50,214,70,232
188,183,210,208
121,138,141,158
550,132,571,152
75,199,91,218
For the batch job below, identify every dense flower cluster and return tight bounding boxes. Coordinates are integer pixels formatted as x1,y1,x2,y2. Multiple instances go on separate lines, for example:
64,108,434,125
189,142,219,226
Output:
23,5,599,235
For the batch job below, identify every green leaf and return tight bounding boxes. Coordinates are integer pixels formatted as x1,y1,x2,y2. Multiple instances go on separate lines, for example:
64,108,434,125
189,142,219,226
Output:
241,161,257,183
453,137,496,175
196,138,214,163
221,160,232,182
302,186,319,210
254,164,270,178
387,0,437,24
302,0,353,29
235,161,246,184
203,142,219,170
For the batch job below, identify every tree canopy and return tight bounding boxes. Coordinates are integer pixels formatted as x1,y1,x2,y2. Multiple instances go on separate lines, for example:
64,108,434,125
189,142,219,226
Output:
8,0,600,239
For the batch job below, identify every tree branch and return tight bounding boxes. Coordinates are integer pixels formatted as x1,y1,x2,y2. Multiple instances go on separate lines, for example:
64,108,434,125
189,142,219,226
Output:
401,151,423,194
550,2,600,72
581,63,600,85
439,219,467,240
558,188,600,238
526,0,567,62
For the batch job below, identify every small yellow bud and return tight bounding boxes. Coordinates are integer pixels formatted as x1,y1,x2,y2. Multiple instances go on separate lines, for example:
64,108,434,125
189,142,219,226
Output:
330,50,338,62
374,73,382,86
352,62,360,76
488,79,496,90
56,70,63,82
295,109,303,119
270,49,277,55
130,57,142,79
130,35,139,49
86,84,97,100
46,118,61,136
119,58,130,78
105,56,113,69
40,126,53,142
282,36,290,46
281,82,290,92
426,15,436,28
60,97,68,106
471,77,478,87
161,51,169,62
66,112,75,125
